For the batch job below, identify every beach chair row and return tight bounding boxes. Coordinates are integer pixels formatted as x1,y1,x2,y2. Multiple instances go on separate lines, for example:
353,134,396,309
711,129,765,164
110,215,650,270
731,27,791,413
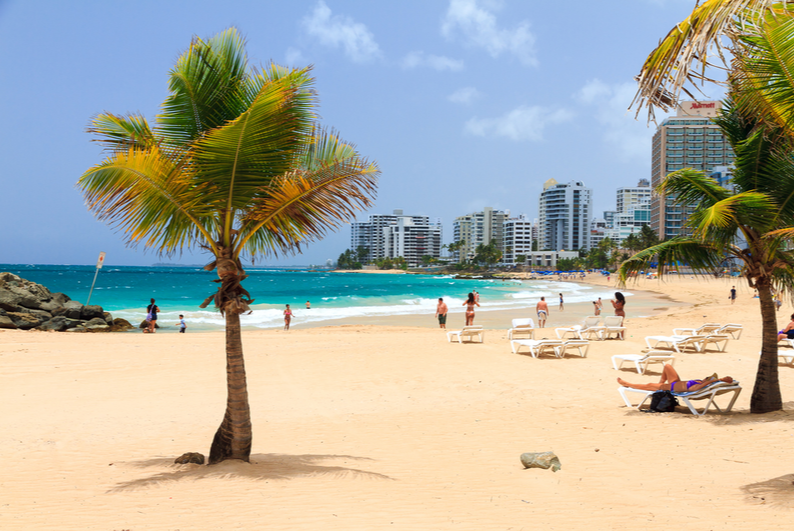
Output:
645,323,743,353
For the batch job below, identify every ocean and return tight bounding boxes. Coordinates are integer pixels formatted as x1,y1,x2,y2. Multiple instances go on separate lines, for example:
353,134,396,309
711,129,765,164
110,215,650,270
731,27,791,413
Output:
2,264,627,331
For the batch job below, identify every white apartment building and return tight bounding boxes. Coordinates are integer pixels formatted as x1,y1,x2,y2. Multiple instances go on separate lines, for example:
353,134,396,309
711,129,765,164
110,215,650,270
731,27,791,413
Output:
452,207,509,263
651,101,734,240
502,214,534,266
538,179,593,251
350,209,442,267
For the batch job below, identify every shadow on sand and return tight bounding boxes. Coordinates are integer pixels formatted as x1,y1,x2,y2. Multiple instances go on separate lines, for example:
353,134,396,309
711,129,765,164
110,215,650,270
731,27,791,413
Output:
107,453,393,493
741,474,794,508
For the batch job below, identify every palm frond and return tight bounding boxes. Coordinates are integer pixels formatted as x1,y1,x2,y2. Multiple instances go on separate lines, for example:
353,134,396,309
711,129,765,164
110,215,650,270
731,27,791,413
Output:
78,146,218,254
657,167,732,207
618,238,729,284
88,113,158,153
235,130,379,259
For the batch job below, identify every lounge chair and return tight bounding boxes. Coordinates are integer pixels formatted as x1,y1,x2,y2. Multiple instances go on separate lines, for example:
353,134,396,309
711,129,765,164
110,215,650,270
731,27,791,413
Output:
510,339,563,358
716,323,743,340
645,335,704,353
700,334,730,352
602,316,626,340
555,316,604,340
617,380,742,415
447,325,484,343
554,339,590,358
673,323,721,336
507,318,535,340
611,351,676,374
781,338,794,349
778,349,794,367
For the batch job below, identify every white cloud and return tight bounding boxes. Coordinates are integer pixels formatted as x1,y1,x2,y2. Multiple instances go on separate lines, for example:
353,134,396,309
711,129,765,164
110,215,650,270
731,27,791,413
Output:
464,105,574,141
441,0,537,66
302,1,381,63
401,51,464,71
285,47,307,66
448,87,481,105
574,79,667,162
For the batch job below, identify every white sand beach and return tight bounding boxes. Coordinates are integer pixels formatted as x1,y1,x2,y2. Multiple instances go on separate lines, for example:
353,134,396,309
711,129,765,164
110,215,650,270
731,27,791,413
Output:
1,275,792,530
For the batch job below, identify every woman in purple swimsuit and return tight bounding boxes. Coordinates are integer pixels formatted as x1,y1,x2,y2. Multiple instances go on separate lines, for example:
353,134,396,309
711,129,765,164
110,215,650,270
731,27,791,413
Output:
617,364,733,393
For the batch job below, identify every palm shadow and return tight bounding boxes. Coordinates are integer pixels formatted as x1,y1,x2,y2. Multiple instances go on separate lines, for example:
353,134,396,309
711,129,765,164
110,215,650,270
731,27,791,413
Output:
741,474,794,508
107,453,393,493
701,401,794,425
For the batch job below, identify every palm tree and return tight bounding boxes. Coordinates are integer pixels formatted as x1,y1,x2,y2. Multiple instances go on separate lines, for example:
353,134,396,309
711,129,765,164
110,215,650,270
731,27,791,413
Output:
77,29,379,462
619,102,793,413
631,0,793,139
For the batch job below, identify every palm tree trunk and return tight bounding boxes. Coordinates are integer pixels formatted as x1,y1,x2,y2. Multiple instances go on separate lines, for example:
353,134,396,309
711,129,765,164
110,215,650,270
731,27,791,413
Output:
749,280,782,413
208,310,252,463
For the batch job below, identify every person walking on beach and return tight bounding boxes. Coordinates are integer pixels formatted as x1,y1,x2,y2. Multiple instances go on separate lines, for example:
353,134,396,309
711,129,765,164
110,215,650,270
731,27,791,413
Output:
536,297,548,328
593,297,602,316
611,292,626,339
145,298,159,334
729,286,737,304
558,293,564,311
176,314,187,333
435,298,448,329
283,304,293,331
463,293,479,326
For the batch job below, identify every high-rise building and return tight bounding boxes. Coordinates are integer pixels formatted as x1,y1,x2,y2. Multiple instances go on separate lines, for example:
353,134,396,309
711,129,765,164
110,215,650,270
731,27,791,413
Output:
538,179,593,251
617,179,651,213
350,209,442,267
502,214,534,266
452,207,509,262
651,101,734,240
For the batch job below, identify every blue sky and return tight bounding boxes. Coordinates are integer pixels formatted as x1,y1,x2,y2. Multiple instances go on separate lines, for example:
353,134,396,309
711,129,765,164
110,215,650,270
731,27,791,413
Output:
0,0,724,267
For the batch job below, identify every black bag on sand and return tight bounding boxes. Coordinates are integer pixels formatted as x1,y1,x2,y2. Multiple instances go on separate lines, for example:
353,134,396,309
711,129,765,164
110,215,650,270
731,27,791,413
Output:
646,390,678,412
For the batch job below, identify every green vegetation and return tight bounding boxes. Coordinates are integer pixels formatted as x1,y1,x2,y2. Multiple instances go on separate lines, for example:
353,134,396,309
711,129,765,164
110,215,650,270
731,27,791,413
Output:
77,29,379,461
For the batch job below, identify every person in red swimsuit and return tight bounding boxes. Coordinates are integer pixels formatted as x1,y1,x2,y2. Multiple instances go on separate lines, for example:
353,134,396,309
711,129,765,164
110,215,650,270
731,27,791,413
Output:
618,364,733,393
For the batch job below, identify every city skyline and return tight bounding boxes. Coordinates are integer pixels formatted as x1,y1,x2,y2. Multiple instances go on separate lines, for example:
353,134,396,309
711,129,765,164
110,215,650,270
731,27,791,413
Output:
0,1,726,266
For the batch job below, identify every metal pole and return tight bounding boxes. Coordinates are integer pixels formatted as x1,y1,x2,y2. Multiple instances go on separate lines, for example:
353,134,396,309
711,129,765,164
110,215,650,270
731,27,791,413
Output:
86,267,100,306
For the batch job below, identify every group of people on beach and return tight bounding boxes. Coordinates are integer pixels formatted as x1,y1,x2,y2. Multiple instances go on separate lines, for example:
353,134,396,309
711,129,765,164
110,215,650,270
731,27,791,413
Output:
142,298,186,334
435,289,626,336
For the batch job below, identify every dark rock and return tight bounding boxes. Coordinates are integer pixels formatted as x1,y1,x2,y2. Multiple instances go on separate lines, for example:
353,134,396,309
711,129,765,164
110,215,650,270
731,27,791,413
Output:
27,309,53,321
103,312,113,324
520,452,561,472
0,314,16,329
81,305,105,320
84,318,110,331
39,316,71,332
174,452,205,465
51,292,70,305
111,318,135,331
0,290,24,312
139,320,160,329
63,301,84,320
6,312,47,330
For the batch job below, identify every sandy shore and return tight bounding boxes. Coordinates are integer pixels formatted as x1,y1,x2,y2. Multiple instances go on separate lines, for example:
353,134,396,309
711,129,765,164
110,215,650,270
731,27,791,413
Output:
1,275,792,530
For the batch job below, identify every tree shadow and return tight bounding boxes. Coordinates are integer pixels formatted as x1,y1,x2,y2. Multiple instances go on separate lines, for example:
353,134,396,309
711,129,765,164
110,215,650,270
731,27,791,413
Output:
107,453,393,493
741,474,794,508
701,401,794,425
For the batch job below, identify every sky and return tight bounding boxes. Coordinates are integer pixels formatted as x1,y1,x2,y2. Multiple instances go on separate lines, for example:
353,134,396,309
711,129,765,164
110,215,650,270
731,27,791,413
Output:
0,0,726,267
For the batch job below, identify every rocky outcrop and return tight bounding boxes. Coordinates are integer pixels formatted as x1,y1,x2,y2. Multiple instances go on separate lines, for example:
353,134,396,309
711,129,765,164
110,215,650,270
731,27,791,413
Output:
0,272,127,333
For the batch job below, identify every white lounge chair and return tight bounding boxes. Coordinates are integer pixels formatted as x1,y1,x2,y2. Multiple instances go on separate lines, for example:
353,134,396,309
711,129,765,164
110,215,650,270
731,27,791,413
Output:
700,334,730,352
507,318,535,340
673,323,721,336
447,325,484,343
554,339,590,358
716,323,743,340
555,316,604,340
778,349,794,367
645,335,704,353
510,339,563,358
603,316,626,340
611,351,676,374
618,380,742,415
781,338,795,349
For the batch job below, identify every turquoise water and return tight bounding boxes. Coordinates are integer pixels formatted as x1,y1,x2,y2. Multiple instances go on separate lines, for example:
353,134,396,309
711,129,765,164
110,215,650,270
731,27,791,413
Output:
2,264,625,330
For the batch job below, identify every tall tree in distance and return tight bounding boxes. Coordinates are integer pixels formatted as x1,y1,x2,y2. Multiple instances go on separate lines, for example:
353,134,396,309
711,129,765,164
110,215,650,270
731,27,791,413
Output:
78,29,379,462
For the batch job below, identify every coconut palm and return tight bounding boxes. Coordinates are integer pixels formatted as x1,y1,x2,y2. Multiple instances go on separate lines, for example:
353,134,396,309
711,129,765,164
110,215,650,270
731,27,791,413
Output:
619,101,793,413
631,0,793,140
78,28,379,462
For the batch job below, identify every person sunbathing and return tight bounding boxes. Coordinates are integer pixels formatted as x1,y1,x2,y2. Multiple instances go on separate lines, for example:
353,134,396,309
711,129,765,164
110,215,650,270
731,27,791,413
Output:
617,363,733,393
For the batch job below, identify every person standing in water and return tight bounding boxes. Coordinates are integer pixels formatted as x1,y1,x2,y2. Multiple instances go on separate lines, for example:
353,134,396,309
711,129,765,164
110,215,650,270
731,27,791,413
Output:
306,300,311,309
463,293,479,326
283,304,293,331
145,298,159,334
175,314,187,333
